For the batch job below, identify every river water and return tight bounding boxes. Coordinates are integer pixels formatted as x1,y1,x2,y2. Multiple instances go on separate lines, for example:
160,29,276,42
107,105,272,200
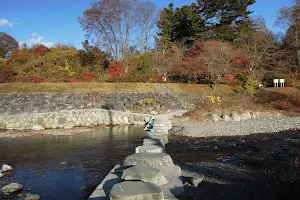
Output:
0,126,145,200
2,127,300,200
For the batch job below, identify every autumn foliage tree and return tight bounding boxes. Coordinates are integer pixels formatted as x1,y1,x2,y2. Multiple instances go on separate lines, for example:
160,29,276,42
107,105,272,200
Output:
0,32,19,58
108,62,123,79
172,40,237,87
30,44,50,57
276,0,300,84
79,0,158,60
236,17,277,80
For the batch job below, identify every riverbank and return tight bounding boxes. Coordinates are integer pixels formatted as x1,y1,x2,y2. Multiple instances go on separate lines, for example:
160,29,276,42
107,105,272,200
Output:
171,114,300,138
166,129,300,200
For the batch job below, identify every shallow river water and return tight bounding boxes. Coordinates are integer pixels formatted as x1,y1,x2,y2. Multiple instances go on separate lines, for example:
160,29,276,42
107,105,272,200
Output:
1,127,300,200
0,126,145,200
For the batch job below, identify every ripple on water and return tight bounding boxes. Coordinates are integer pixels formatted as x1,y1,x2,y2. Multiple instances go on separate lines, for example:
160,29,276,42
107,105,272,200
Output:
0,126,146,200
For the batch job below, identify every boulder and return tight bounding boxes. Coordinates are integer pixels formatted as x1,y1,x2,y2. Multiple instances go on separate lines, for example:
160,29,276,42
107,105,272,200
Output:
1,183,23,194
222,114,231,121
123,153,174,169
110,181,164,200
185,176,204,187
211,113,220,121
31,125,44,131
135,145,165,153
122,166,168,186
231,113,241,121
150,111,158,115
240,111,251,120
24,193,41,200
2,164,12,172
0,172,3,178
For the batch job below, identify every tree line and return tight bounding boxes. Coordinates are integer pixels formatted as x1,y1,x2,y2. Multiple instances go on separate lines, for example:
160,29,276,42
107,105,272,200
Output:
0,0,299,90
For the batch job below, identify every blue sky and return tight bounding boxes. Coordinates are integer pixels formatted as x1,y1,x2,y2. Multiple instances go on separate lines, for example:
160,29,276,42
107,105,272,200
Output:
0,0,294,49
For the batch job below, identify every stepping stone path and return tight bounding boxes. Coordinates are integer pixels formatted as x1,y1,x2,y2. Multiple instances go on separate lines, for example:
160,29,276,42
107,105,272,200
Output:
110,181,164,200
122,166,168,186
135,145,165,153
88,114,184,200
123,153,174,169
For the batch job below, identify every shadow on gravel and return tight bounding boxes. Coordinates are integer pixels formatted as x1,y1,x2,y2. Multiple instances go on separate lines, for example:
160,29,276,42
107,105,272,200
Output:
167,130,300,200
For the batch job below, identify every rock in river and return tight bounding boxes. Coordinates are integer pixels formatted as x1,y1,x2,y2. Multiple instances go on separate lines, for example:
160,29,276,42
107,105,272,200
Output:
24,193,41,200
1,183,23,194
2,164,13,172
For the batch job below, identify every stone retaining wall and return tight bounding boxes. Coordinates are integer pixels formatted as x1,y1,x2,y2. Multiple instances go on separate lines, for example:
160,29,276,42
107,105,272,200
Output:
0,92,187,115
0,109,152,130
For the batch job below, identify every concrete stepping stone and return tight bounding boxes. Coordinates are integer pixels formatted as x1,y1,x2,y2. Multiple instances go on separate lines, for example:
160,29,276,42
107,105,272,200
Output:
122,166,168,186
147,133,169,145
135,145,165,153
110,181,164,200
149,130,169,135
123,153,174,169
152,125,168,131
143,138,164,147
88,164,122,199
160,165,184,199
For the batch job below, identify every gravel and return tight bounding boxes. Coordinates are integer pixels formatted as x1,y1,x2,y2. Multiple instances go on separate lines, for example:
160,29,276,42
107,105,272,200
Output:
173,115,300,137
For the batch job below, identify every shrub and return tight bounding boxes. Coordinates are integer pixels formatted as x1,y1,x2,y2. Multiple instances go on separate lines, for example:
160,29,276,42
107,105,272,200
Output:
262,73,279,87
19,75,42,83
0,57,5,68
84,72,96,82
224,74,235,81
235,74,246,82
108,62,123,79
125,54,155,82
68,77,82,83
244,78,259,95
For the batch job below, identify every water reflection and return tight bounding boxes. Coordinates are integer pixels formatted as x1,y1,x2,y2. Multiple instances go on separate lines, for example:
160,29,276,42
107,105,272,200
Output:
0,126,145,200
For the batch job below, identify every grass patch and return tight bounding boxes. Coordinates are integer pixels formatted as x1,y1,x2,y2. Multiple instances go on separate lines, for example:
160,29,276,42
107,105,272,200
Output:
0,83,159,94
166,83,237,95
263,87,300,95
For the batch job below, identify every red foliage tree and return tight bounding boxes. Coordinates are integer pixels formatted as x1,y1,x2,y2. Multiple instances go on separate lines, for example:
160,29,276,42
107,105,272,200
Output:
31,45,50,56
172,40,239,84
84,72,96,81
108,62,123,78
232,53,251,75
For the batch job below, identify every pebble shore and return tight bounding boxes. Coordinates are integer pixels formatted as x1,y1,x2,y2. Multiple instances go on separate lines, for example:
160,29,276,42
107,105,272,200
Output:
173,115,300,137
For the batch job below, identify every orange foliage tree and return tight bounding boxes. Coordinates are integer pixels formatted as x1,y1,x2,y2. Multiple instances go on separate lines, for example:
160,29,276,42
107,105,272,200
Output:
30,45,50,57
172,40,242,86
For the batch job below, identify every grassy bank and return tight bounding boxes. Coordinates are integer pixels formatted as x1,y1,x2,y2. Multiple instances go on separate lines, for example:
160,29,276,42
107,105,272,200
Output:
0,83,160,94
0,82,298,95
0,82,241,94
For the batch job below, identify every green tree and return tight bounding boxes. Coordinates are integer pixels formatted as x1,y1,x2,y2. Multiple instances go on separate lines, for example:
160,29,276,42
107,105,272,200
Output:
157,3,205,48
156,3,175,52
197,0,256,41
157,0,256,46
173,3,205,45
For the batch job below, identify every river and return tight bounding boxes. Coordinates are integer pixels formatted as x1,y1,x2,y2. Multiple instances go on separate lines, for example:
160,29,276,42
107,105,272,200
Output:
0,126,145,200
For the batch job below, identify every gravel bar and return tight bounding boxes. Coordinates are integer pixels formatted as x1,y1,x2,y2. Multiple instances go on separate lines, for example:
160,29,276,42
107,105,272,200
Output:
174,115,300,137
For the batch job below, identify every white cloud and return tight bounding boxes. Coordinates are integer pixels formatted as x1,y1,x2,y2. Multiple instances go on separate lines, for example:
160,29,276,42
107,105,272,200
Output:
24,33,54,48
0,18,16,27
